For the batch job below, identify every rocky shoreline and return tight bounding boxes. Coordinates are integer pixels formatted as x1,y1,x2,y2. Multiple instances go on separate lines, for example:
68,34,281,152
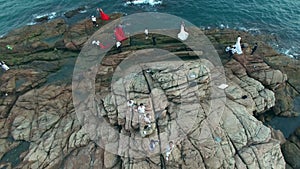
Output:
0,11,299,169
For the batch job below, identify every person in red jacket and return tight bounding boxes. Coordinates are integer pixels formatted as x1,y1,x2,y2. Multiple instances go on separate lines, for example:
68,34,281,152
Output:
97,8,110,21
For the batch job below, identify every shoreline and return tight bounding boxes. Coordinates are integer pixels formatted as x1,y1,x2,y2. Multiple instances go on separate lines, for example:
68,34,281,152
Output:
1,6,299,59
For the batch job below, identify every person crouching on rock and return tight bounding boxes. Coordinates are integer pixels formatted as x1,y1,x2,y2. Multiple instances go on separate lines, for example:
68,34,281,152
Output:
143,113,152,130
225,45,236,58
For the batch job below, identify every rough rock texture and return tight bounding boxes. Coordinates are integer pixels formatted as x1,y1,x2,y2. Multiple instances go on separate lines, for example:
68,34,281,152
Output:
0,15,295,169
281,127,300,169
72,46,285,168
204,29,299,117
0,13,123,65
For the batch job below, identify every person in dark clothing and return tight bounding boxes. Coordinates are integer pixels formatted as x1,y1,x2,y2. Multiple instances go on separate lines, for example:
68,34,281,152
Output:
152,36,156,46
251,43,258,55
129,36,133,46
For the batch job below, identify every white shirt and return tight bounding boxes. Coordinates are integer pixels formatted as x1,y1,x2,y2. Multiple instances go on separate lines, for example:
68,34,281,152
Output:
138,105,145,114
144,29,149,35
91,16,96,22
116,41,121,48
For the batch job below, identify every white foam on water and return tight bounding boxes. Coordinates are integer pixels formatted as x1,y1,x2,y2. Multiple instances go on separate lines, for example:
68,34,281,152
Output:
26,22,37,26
27,12,58,26
125,0,162,6
34,12,57,20
79,10,87,14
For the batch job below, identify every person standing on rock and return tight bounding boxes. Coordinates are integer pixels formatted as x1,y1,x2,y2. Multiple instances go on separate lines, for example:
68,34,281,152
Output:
138,103,146,116
177,21,189,41
116,41,122,52
149,139,159,152
165,141,174,161
97,8,110,21
91,15,98,27
144,28,149,39
152,36,156,46
251,43,258,55
235,35,243,55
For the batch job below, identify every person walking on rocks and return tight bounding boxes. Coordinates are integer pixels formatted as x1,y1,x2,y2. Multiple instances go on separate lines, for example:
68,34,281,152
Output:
251,43,258,55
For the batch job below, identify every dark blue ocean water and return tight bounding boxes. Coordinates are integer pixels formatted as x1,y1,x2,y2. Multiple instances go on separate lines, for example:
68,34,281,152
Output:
0,0,299,57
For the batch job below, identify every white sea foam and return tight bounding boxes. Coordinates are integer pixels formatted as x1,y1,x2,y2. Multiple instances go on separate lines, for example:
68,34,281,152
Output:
34,12,57,20
79,10,87,14
125,0,162,6
26,22,37,26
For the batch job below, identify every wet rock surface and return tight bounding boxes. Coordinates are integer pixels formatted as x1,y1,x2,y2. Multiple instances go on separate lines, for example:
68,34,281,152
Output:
0,14,298,168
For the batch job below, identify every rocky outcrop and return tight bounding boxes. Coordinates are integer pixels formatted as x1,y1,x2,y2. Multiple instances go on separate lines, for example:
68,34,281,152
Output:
72,46,284,168
0,13,123,66
0,56,286,168
281,126,300,169
205,29,299,117
0,13,296,169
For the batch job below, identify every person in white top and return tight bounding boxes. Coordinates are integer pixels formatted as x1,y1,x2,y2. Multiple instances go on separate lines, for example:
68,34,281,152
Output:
144,113,151,124
116,41,121,48
144,28,149,39
116,41,122,52
91,15,98,27
177,21,189,41
138,103,146,114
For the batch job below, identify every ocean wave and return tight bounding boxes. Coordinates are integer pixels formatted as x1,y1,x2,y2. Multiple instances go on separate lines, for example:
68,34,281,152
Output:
34,12,57,20
26,12,58,26
234,26,261,34
79,10,87,14
26,22,37,26
124,0,162,6
281,48,300,59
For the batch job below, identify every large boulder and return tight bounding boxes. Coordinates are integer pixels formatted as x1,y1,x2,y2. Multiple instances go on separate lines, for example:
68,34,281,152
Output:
281,127,300,169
